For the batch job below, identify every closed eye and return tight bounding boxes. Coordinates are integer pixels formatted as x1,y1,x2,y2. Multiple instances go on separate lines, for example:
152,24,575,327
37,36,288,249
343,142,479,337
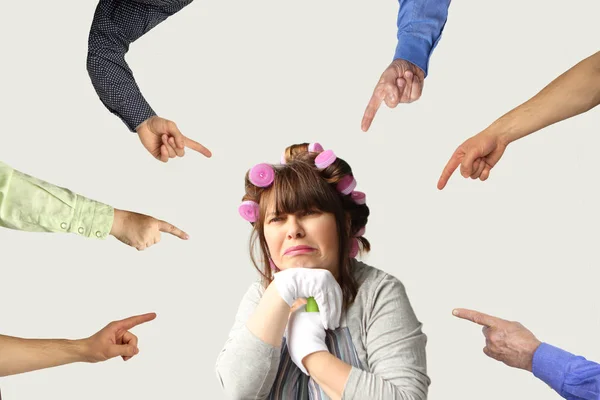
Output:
301,209,321,217
269,216,284,223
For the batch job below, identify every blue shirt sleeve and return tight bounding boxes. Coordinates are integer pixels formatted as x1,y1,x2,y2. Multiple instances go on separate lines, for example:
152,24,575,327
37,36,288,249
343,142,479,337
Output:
394,0,451,77
533,342,600,400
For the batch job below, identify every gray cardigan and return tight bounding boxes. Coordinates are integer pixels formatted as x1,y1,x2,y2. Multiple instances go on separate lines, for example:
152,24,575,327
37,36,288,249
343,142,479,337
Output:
216,261,430,399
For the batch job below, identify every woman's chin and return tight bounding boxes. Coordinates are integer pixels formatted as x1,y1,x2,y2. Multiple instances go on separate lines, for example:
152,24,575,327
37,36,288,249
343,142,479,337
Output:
285,262,320,270
289,264,317,269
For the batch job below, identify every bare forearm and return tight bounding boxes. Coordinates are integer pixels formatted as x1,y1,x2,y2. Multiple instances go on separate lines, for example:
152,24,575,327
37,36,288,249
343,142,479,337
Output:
0,335,87,377
492,51,600,144
246,283,290,347
304,352,352,400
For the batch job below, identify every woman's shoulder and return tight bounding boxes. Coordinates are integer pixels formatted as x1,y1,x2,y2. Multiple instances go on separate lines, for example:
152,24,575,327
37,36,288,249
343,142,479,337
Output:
352,260,405,291
350,260,412,313
239,280,266,306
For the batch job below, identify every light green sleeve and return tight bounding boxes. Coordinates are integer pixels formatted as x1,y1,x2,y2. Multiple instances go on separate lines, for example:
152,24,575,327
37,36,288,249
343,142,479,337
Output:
0,161,114,239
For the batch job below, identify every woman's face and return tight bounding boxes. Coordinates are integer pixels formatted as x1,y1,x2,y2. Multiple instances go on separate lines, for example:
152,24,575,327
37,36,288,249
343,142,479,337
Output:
263,197,340,276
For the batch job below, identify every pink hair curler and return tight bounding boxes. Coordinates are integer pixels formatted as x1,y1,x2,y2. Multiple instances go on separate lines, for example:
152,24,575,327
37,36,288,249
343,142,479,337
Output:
314,149,336,170
308,142,324,153
337,175,357,195
349,237,359,258
238,200,260,223
355,226,366,237
249,163,275,187
350,191,366,205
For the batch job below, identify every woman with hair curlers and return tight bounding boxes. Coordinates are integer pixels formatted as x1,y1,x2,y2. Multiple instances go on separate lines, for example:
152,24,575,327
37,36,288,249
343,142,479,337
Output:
216,143,429,400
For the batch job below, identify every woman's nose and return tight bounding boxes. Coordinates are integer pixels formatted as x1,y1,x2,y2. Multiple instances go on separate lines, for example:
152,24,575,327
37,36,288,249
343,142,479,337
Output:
286,217,305,239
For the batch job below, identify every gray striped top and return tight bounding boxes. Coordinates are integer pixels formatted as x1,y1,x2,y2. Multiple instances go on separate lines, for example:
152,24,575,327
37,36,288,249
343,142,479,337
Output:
216,261,429,399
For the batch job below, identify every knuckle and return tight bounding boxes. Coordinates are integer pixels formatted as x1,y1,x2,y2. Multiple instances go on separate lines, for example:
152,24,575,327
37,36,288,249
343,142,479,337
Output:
383,82,396,91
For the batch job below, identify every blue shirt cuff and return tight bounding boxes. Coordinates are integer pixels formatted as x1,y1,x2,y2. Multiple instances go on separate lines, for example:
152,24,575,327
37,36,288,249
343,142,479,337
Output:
394,34,432,77
532,342,577,394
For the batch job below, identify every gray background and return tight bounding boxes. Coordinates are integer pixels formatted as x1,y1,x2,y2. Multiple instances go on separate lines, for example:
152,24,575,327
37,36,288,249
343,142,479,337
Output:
1,0,598,398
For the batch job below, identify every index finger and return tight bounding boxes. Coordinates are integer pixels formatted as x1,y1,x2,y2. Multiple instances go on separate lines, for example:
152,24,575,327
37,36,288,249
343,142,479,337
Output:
184,137,212,158
116,312,157,330
437,151,462,190
158,220,189,240
452,308,502,327
361,88,385,132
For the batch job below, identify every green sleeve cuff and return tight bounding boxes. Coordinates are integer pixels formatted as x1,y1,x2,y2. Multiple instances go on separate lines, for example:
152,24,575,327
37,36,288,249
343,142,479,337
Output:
68,195,114,239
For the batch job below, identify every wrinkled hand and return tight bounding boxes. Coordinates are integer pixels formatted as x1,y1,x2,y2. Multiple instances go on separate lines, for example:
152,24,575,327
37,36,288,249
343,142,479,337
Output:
136,116,212,162
273,268,343,330
80,313,156,363
286,305,329,375
362,59,425,132
453,308,541,371
110,209,188,251
437,130,508,190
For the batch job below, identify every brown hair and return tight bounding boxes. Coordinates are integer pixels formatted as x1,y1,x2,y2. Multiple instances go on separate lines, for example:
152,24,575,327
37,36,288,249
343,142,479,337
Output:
242,143,371,310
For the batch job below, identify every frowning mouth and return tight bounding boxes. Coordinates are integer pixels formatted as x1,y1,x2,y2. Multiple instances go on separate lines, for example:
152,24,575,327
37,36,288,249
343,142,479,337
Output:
284,245,316,256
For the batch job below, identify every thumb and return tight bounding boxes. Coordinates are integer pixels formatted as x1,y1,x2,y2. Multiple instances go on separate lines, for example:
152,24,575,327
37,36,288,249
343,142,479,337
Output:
486,145,507,167
165,120,185,149
110,344,139,359
459,145,480,178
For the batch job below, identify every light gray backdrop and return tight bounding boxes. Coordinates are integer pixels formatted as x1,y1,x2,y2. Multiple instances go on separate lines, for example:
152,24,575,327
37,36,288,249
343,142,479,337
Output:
0,0,598,398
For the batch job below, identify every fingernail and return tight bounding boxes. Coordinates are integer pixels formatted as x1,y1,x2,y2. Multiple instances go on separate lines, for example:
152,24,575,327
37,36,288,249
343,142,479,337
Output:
452,309,458,316
184,234,190,240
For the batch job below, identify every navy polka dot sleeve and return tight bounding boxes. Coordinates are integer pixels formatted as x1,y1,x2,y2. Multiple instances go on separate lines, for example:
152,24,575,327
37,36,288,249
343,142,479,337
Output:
87,0,193,132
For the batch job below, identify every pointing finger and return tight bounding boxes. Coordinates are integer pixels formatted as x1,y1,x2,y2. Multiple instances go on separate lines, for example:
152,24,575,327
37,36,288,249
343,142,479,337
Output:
184,137,212,158
361,86,385,132
437,151,462,190
115,312,157,331
452,308,503,327
158,220,189,240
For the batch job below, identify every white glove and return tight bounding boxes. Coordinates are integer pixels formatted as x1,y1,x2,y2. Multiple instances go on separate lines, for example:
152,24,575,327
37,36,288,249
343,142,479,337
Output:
273,268,343,330
286,305,329,375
